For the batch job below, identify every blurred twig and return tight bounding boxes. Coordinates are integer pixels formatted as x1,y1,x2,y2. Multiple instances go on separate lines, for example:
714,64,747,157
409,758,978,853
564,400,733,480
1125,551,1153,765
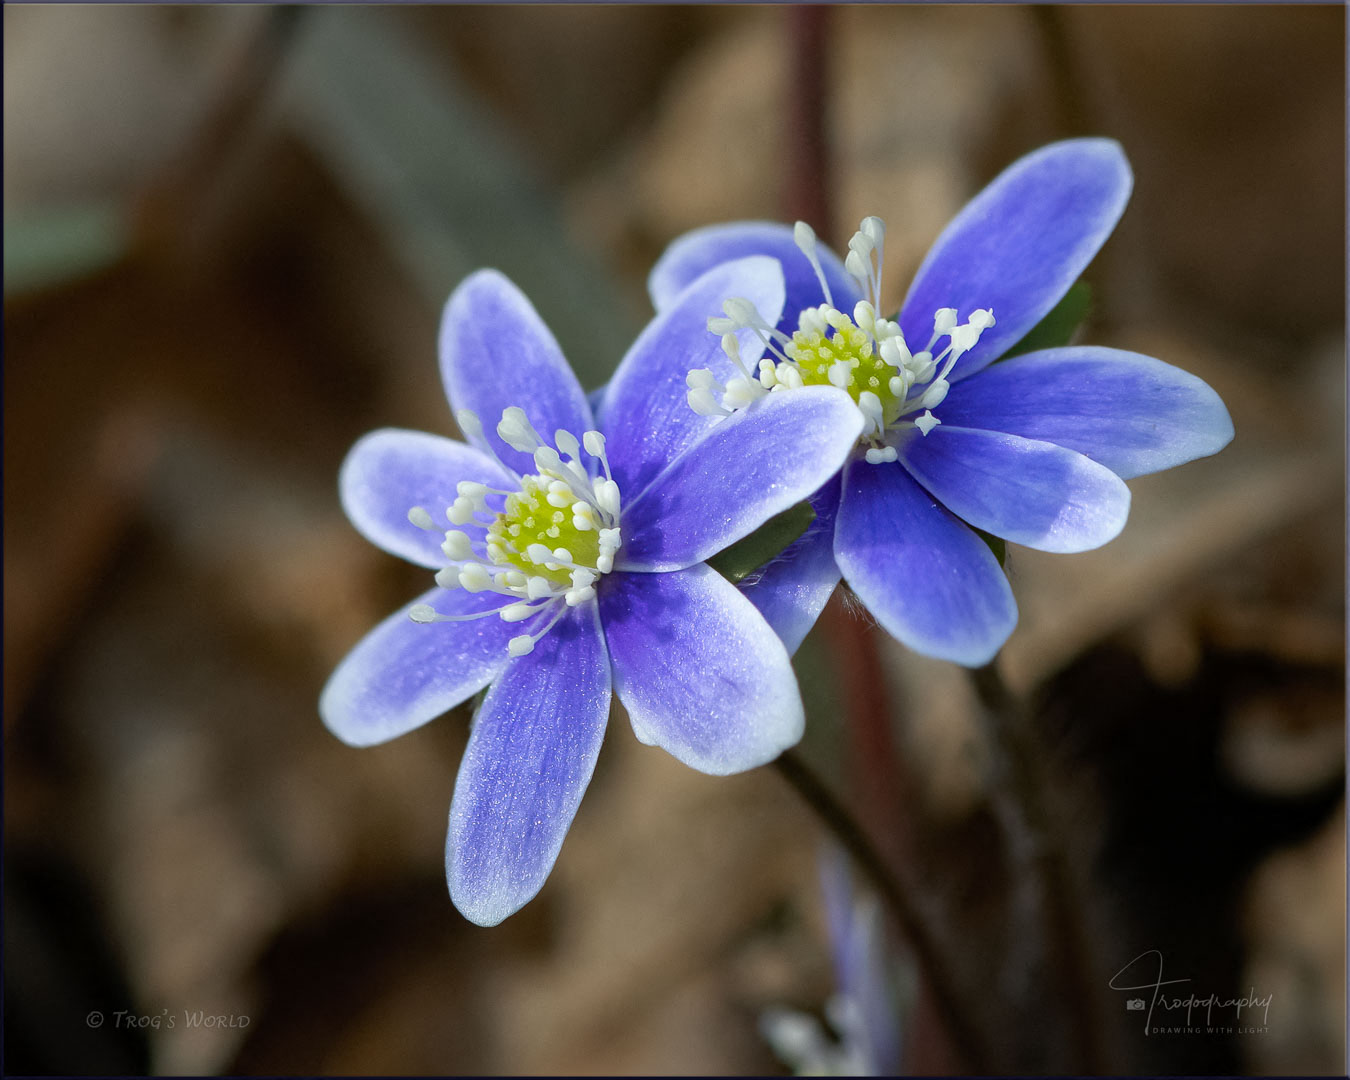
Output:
134,7,308,264
784,6,832,240
772,749,990,1073
970,659,1107,1074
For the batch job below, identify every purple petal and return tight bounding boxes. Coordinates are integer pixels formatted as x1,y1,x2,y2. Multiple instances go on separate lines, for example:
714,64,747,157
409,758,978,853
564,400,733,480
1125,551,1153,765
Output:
934,346,1235,479
834,459,1017,666
439,270,594,476
900,139,1132,382
339,428,517,568
446,601,611,927
897,425,1131,553
648,222,862,334
600,565,803,775
600,256,785,500
320,587,514,748
737,478,843,655
616,387,862,572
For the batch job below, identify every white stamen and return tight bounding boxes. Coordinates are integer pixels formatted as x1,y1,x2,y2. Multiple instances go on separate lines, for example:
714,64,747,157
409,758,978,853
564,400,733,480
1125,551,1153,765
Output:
554,429,580,460
409,604,437,623
408,506,435,530
915,410,942,436
500,602,539,623
793,220,836,308
497,406,542,452
458,564,492,592
442,531,475,560
526,576,554,600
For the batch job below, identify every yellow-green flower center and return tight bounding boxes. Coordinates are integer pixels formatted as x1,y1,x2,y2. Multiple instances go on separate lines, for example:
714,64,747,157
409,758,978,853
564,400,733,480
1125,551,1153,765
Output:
487,476,601,587
785,310,904,425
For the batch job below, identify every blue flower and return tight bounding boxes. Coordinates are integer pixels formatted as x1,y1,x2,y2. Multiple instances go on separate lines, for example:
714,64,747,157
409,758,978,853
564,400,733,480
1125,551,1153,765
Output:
321,262,862,926
647,139,1235,665
761,846,903,1076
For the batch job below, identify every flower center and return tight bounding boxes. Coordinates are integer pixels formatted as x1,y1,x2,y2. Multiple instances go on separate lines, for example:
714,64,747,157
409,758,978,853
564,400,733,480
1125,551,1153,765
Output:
686,216,995,464
406,407,621,657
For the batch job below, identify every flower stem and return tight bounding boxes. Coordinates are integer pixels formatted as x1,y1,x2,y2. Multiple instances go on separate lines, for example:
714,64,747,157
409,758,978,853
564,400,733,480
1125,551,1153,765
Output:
969,661,1106,1073
773,748,991,1074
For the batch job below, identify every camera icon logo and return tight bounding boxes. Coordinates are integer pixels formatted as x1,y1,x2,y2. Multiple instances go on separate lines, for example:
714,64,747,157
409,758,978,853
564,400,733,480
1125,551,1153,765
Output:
1125,998,1146,1011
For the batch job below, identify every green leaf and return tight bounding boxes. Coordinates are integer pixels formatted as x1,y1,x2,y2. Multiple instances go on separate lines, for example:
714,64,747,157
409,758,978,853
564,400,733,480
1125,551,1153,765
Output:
708,501,816,584
1001,279,1092,359
972,526,1007,568
3,202,127,297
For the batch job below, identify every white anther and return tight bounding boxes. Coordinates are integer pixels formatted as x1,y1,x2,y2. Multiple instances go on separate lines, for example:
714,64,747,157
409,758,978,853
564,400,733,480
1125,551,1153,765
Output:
456,481,486,501
497,407,542,453
933,308,958,334
570,568,597,590
508,635,535,657
758,359,779,388
546,481,573,508
847,231,874,259
879,335,912,369
888,375,907,398
723,376,767,409
447,497,477,525
533,446,563,474
686,368,722,391
793,220,835,308
582,430,606,458
526,576,554,600
485,541,508,563
409,604,438,623
526,543,552,564
860,216,885,246
598,527,621,551
857,391,885,437
438,565,468,591
554,430,580,460
441,531,475,560
596,553,614,574
918,378,950,410
915,410,942,436
707,316,737,335
458,564,492,592
827,360,855,389
596,479,621,518
970,308,996,329
500,602,538,623
564,586,596,607
948,322,983,355
844,249,868,283
793,220,817,254
551,547,572,564
777,364,805,389
723,297,758,325
408,506,435,530
504,570,527,587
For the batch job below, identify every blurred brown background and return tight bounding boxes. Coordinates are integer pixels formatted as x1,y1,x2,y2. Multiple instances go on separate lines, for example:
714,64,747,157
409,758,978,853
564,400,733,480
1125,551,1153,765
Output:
4,5,1344,1076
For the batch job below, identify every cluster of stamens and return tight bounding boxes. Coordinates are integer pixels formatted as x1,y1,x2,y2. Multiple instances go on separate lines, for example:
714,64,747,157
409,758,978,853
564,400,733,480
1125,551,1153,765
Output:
686,216,995,464
406,407,622,657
